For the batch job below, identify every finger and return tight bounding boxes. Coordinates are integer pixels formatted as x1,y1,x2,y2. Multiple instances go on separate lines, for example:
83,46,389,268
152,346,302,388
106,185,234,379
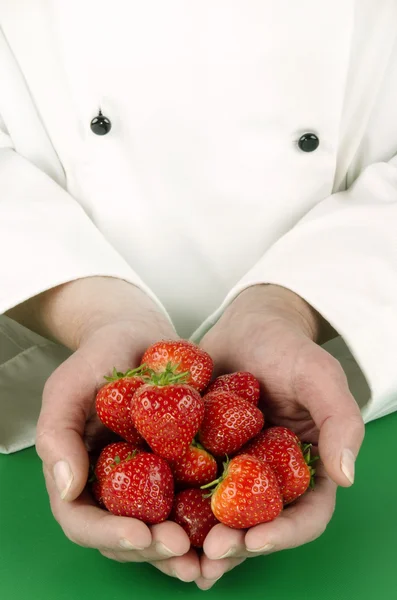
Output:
298,349,365,486
36,353,96,501
196,556,246,590
100,549,146,562
244,463,336,553
203,523,245,560
44,467,152,551
148,521,191,558
151,548,201,582
125,521,192,561
98,549,199,575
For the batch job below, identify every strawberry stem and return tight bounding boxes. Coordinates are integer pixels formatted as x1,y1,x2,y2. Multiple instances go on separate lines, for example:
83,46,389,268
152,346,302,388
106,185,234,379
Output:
191,439,206,452
200,456,230,495
201,476,222,490
104,364,150,382
143,362,191,386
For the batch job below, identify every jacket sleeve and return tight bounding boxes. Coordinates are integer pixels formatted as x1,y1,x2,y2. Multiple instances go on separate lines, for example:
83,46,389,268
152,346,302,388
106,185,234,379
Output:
0,144,172,323
204,154,397,423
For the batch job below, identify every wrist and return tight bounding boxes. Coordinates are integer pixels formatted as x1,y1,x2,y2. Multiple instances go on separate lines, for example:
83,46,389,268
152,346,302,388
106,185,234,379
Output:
74,278,175,349
229,284,329,342
7,277,175,351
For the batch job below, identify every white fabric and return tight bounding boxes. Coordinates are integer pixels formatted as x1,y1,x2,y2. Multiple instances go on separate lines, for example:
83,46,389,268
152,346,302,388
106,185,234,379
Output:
0,317,71,453
0,0,397,452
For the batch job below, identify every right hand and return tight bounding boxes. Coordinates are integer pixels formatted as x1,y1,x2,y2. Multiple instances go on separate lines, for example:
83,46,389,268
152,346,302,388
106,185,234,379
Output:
33,280,200,582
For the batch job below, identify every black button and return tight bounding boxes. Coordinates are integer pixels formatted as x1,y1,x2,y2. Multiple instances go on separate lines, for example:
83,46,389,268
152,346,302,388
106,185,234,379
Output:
298,133,319,152
90,110,112,135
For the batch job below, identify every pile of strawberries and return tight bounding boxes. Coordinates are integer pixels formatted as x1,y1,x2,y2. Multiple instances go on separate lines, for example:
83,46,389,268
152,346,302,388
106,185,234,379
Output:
91,340,317,548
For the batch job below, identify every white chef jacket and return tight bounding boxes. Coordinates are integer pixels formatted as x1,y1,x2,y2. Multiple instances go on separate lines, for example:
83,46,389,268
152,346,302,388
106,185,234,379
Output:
0,0,397,453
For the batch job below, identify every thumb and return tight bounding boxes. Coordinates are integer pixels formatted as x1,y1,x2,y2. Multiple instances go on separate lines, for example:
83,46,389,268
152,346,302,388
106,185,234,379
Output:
302,352,365,487
36,355,95,501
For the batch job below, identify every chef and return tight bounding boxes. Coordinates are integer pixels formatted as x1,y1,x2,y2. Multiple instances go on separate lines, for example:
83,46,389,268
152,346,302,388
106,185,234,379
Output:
1,0,397,590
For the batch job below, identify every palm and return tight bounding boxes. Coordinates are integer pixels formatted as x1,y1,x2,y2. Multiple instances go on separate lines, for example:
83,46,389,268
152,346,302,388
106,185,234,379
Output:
254,334,324,444
196,293,364,590
201,317,329,443
37,321,201,582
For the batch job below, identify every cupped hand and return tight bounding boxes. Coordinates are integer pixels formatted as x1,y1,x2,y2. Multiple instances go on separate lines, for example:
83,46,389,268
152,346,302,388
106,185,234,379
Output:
36,309,200,583
195,284,364,590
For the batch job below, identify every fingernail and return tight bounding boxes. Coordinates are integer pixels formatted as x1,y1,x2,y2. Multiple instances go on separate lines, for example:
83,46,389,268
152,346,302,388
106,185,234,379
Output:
247,543,275,554
155,542,178,557
119,538,145,551
341,448,355,484
216,547,236,559
53,460,73,500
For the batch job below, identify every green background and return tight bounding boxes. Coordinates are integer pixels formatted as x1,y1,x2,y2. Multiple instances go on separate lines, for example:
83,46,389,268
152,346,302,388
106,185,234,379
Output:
1,412,396,600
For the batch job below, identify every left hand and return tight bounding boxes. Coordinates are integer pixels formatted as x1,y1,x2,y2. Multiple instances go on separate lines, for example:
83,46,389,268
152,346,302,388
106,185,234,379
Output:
194,284,365,590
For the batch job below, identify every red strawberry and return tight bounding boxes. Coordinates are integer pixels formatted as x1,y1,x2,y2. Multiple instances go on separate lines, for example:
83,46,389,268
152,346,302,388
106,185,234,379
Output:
95,367,147,444
198,391,264,457
94,442,140,481
265,426,300,444
131,380,205,460
91,480,105,508
91,441,140,507
241,427,316,504
140,340,213,392
170,441,218,488
207,454,283,529
206,372,260,406
171,489,219,548
102,452,174,523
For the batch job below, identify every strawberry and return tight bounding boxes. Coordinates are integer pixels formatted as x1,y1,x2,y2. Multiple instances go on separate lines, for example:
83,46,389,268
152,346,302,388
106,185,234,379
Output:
91,480,105,508
206,372,260,406
170,441,218,488
140,340,213,392
91,441,140,507
102,452,174,523
241,427,317,504
131,373,205,460
205,454,283,529
94,441,140,482
265,426,300,444
198,391,264,457
171,489,219,548
95,367,147,444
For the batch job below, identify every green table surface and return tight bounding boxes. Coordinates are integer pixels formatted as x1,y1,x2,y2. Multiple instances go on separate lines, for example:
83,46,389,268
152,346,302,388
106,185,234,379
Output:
1,412,396,600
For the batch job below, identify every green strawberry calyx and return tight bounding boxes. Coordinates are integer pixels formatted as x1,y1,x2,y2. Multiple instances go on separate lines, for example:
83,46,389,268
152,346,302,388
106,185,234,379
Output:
191,438,207,452
301,443,319,489
200,457,230,497
88,463,97,483
112,450,139,466
89,451,139,483
142,362,191,387
104,365,150,382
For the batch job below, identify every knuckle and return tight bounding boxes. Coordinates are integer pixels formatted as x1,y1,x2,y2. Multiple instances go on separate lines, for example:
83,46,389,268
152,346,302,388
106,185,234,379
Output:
347,412,365,430
348,415,365,448
314,351,345,381
311,507,335,542
47,499,62,525
308,521,328,542
50,509,80,545
63,527,81,546
48,506,84,547
100,550,123,562
42,372,61,402
35,429,55,461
